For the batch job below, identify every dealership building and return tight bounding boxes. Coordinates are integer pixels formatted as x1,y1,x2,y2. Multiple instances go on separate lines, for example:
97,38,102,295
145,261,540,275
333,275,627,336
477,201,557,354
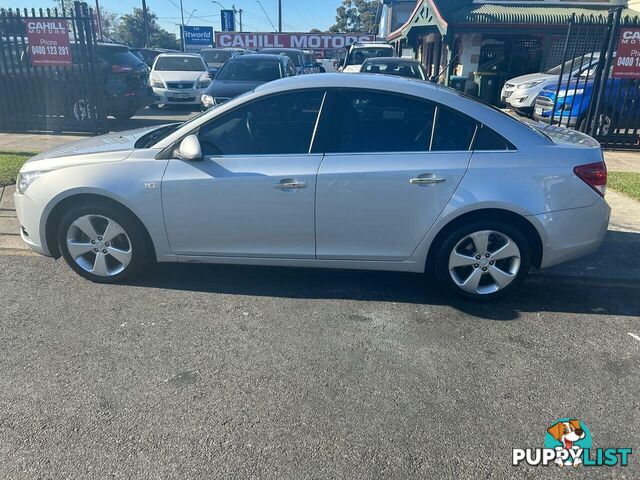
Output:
379,0,639,103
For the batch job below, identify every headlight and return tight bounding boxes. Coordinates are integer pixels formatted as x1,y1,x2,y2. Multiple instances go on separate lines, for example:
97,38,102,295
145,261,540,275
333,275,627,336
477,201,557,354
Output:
518,80,543,89
197,79,211,89
557,88,584,98
151,80,164,88
17,171,44,194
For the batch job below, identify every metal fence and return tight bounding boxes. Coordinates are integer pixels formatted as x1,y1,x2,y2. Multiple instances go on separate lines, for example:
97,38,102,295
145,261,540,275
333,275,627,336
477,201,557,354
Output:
540,8,640,150
0,2,107,134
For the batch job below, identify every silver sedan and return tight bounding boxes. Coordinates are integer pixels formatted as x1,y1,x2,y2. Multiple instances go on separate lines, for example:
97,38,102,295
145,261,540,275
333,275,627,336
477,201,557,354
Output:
14,74,610,300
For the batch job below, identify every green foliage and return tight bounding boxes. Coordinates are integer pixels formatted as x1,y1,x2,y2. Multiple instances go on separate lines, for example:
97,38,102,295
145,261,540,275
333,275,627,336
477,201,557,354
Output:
608,172,640,202
118,8,180,50
0,151,32,187
330,0,379,34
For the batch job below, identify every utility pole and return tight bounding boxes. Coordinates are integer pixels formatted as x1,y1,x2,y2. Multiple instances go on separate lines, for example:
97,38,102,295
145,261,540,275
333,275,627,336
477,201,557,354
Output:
238,8,243,32
95,0,103,41
179,0,186,52
278,0,282,33
141,0,150,47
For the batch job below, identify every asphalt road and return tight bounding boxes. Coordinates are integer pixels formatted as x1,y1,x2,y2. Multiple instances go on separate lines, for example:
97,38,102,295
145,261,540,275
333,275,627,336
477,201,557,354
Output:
1,230,639,478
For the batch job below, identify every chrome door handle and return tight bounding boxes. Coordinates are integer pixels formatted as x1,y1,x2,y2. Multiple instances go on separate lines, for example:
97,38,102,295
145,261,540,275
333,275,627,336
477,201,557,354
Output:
274,179,307,190
410,175,446,185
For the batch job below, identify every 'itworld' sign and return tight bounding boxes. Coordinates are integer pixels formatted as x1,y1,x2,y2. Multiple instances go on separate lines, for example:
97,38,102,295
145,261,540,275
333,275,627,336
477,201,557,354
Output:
183,26,214,51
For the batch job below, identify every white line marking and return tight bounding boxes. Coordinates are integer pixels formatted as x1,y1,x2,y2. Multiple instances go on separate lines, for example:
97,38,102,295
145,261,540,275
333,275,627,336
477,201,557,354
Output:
629,333,640,342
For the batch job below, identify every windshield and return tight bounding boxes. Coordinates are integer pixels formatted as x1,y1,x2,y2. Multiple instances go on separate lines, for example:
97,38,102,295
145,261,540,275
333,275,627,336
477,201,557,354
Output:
200,50,234,64
154,56,205,72
348,47,395,65
545,54,598,75
217,59,282,81
261,49,301,66
134,123,183,148
362,61,425,79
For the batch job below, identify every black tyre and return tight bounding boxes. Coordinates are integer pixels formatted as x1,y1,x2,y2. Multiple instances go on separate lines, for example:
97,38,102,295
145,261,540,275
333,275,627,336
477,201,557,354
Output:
57,202,152,283
434,220,531,301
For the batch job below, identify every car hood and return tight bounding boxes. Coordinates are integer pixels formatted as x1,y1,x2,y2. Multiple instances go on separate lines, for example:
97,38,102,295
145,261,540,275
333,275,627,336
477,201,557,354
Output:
151,70,206,83
507,72,556,86
205,79,266,98
21,126,164,172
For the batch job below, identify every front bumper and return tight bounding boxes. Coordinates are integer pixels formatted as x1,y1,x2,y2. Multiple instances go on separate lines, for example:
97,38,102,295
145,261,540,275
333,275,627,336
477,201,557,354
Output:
534,198,610,269
13,190,50,257
152,87,206,106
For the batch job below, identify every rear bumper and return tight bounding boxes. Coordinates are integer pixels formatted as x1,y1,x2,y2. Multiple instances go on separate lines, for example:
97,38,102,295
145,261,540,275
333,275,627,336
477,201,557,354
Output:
533,198,610,269
108,87,154,114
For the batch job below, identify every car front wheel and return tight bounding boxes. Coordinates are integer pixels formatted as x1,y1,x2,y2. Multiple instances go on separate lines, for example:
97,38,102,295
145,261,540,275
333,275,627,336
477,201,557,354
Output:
57,203,151,283
435,220,531,301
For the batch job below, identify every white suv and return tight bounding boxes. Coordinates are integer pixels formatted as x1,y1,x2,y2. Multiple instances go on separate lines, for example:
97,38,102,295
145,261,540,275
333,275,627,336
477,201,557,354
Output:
339,42,396,73
501,53,599,115
150,54,211,109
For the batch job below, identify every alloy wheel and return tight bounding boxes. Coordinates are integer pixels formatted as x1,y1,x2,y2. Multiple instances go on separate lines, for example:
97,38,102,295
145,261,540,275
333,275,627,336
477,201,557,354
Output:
448,230,521,295
66,214,132,277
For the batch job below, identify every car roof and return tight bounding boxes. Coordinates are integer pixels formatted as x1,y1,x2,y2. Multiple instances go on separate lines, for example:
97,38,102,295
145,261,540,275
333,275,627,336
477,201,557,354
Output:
363,57,420,65
156,53,202,58
261,48,302,53
230,54,283,62
351,42,394,49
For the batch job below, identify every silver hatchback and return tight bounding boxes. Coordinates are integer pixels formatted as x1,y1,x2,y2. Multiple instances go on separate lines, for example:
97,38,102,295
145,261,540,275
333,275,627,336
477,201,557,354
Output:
14,74,610,300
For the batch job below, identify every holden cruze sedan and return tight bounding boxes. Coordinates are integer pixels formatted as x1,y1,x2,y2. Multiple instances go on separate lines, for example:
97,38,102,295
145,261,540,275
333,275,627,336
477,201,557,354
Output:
14,74,610,300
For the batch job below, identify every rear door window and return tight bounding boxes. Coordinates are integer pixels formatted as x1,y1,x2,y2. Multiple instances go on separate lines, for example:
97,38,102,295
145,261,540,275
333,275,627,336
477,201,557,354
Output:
431,107,477,151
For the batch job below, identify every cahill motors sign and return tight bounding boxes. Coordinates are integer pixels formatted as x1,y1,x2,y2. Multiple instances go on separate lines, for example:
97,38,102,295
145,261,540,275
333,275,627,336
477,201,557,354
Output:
24,19,72,67
215,32,376,50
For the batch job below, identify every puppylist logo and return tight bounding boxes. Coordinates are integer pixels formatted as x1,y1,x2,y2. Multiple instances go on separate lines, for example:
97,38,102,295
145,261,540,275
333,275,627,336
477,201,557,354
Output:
513,419,632,468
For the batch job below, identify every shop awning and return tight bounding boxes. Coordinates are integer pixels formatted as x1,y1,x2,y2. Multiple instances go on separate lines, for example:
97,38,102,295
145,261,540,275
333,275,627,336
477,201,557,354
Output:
451,4,640,27
388,1,640,42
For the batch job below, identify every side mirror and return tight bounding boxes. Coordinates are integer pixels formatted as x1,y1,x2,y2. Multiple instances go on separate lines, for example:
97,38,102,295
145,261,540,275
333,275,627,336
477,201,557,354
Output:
176,135,202,161
337,59,344,68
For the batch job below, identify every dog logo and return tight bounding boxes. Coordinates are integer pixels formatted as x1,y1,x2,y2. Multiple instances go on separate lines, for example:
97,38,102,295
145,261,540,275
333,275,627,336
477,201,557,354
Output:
545,419,590,467
513,418,632,467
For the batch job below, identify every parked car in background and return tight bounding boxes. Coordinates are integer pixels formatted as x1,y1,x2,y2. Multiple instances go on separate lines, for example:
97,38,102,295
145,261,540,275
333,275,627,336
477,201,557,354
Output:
130,47,177,67
501,53,600,116
150,53,210,109
199,48,245,78
259,48,307,75
360,57,426,80
97,43,155,119
201,54,295,109
338,41,396,73
15,74,609,301
2,41,153,121
533,66,640,135
302,50,323,73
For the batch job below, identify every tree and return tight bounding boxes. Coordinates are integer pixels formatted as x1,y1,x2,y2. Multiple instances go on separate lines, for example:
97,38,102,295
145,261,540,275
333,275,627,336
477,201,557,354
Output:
309,28,323,33
330,0,379,34
118,8,180,50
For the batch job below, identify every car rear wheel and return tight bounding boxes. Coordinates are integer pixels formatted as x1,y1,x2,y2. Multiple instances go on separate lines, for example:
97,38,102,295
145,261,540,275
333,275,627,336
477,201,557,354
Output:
435,220,531,301
57,203,151,283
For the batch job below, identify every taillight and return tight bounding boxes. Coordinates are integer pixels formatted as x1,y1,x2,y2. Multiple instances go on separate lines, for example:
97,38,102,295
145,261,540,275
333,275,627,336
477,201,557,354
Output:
574,161,607,197
112,64,134,73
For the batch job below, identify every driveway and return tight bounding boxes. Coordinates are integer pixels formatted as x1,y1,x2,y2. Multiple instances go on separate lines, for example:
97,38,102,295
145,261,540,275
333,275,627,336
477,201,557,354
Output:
1,206,639,478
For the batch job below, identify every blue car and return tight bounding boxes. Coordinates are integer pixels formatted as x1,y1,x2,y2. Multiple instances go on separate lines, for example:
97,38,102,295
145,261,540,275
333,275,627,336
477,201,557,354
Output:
534,68,640,135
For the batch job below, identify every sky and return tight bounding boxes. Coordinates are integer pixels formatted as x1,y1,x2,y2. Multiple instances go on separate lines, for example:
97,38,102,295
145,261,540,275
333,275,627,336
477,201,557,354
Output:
11,0,344,37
